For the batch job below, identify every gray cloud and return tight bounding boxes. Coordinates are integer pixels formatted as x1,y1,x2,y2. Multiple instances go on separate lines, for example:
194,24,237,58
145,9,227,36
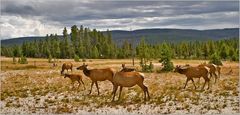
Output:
1,0,239,39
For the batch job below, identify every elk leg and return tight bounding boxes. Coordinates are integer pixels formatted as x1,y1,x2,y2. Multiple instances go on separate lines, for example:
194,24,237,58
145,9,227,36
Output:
184,78,190,89
118,86,123,100
202,78,209,90
95,82,100,95
218,70,221,79
210,73,213,79
111,82,114,95
197,78,200,84
207,81,210,90
191,78,197,90
89,81,94,94
112,85,118,102
201,81,206,90
147,86,150,100
213,72,218,83
138,83,147,101
80,79,86,90
78,80,81,88
144,85,150,100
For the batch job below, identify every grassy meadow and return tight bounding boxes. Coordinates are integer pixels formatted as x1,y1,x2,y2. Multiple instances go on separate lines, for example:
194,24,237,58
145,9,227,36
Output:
0,57,239,114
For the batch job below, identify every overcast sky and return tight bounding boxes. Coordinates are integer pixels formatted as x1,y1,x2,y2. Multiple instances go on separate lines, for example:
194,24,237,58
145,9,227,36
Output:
1,0,239,39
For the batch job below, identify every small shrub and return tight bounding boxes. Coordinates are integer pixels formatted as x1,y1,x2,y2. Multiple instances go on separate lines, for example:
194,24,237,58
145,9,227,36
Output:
161,61,174,72
209,52,223,65
12,56,17,64
140,61,154,72
48,54,53,63
231,52,239,61
82,58,86,62
18,55,28,64
74,54,80,62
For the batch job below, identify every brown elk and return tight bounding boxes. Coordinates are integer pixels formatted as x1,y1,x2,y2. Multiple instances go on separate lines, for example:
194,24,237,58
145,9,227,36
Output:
61,62,73,74
174,65,210,90
63,73,85,90
120,64,136,72
76,63,114,95
112,72,150,101
198,63,218,83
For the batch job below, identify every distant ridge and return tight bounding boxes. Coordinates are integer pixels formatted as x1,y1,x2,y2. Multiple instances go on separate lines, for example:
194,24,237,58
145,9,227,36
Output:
1,28,239,46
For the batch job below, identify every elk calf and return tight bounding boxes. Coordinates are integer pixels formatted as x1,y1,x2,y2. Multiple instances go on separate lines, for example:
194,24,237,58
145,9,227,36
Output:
61,62,73,74
64,73,85,90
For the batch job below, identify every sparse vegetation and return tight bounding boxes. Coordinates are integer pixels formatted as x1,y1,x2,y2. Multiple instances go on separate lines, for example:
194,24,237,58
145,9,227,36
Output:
0,58,239,114
18,55,28,64
209,52,223,65
74,54,80,62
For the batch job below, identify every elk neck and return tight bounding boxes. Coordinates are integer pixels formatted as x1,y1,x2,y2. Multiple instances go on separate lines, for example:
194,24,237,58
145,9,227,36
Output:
83,67,91,77
179,68,188,74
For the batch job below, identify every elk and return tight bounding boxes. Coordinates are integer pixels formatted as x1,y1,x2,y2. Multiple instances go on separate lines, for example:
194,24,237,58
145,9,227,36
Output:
61,62,73,75
120,64,136,72
198,63,218,83
174,65,210,90
112,71,150,101
76,63,114,95
63,73,85,90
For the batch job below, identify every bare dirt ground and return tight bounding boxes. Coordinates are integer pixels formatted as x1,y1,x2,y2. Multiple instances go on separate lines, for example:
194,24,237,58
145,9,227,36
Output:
0,57,239,114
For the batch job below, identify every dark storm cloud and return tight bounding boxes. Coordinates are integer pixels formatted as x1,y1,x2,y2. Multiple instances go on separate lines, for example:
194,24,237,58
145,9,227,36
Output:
1,0,239,39
2,0,238,24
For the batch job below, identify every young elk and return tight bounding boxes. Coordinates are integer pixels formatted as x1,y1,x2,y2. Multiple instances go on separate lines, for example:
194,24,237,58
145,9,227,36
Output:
63,73,85,90
174,65,210,90
198,63,218,83
112,72,150,101
61,62,73,75
120,64,136,72
76,63,114,95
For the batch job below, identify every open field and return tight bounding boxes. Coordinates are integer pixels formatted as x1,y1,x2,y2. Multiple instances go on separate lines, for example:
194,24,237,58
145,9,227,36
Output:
0,57,239,114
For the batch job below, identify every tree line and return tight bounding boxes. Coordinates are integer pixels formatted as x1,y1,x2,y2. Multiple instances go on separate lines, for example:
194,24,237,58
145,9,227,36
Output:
1,25,239,62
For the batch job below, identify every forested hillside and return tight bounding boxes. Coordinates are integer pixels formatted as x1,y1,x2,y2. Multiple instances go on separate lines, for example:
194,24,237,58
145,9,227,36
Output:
1,28,239,46
1,25,239,61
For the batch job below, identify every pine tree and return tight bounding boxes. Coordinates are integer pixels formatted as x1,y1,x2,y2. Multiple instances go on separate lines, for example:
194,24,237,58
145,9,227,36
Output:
92,46,99,58
228,48,234,59
208,40,215,55
159,42,174,72
48,54,52,63
122,40,131,58
231,51,239,61
202,43,209,59
181,42,188,59
137,38,150,67
220,43,228,60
